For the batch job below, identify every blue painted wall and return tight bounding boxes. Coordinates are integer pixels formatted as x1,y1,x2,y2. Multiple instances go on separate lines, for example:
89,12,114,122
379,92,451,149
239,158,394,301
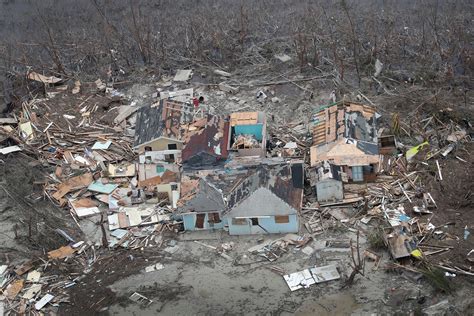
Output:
182,212,225,231
234,124,263,141
227,214,298,235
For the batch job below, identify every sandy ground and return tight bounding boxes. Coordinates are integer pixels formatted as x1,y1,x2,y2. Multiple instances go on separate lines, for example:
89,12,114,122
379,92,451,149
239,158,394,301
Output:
98,229,472,316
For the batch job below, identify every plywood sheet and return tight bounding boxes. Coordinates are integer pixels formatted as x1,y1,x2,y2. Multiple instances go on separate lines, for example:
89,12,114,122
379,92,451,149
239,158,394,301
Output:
230,112,258,126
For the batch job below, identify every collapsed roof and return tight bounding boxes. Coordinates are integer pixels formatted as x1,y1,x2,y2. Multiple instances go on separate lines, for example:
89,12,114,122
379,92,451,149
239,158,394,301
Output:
177,160,304,216
181,115,230,165
133,99,195,148
310,102,380,166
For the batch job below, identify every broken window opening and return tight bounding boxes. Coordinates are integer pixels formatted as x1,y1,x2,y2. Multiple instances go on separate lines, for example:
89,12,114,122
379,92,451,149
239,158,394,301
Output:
171,184,178,191
379,135,396,147
167,143,178,150
251,218,259,226
208,212,221,224
195,213,205,228
165,154,175,162
144,146,152,152
275,215,290,223
363,165,375,174
157,192,169,201
232,218,247,225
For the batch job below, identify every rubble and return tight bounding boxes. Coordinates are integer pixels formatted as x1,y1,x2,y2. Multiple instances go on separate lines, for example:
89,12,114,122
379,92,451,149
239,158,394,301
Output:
173,69,193,82
283,264,340,291
0,65,471,314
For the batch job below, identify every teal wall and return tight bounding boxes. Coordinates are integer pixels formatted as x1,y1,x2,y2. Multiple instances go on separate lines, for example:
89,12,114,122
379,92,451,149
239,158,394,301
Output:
227,214,298,235
182,212,225,231
234,124,263,141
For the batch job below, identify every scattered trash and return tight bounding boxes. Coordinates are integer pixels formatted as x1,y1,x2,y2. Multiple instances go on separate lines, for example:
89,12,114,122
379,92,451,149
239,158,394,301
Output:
72,80,81,94
284,269,316,291
0,145,22,155
91,140,112,150
144,263,164,273
173,69,193,82
256,90,267,102
163,245,179,254
27,71,62,84
130,292,153,306
301,246,314,256
374,59,383,77
274,54,292,63
1,61,471,315
35,293,54,310
19,122,34,140
95,78,106,91
310,264,340,283
422,299,451,316
214,69,231,77
406,141,429,160
283,264,340,291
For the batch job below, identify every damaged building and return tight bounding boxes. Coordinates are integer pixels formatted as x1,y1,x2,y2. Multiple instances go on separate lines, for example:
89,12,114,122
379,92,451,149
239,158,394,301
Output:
133,99,197,154
310,102,380,182
181,115,230,167
177,160,304,235
308,160,344,202
229,111,267,157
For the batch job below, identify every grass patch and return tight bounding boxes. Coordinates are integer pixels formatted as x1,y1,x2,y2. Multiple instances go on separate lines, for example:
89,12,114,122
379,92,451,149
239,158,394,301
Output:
420,267,452,293
367,228,386,250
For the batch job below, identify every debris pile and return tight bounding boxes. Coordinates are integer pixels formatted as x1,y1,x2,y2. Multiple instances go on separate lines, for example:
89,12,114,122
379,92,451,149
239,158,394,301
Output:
302,107,473,282
0,240,98,313
0,67,472,314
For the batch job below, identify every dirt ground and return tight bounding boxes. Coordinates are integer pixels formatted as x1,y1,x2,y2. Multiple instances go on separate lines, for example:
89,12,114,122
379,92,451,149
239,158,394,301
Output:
59,229,474,315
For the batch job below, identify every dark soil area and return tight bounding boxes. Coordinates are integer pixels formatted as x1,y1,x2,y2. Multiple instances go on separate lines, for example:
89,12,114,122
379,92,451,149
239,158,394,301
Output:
59,249,160,315
0,153,79,260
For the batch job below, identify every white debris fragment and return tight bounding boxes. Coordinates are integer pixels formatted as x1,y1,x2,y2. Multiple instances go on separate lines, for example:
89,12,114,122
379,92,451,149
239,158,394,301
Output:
374,59,383,77
214,69,231,77
274,54,292,62
173,69,193,82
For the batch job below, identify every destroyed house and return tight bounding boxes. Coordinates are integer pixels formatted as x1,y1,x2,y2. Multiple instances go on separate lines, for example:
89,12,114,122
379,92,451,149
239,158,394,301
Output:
308,161,343,202
229,111,267,157
177,174,229,231
133,99,195,154
138,169,181,208
138,150,181,181
177,161,304,235
181,115,230,167
310,102,379,182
